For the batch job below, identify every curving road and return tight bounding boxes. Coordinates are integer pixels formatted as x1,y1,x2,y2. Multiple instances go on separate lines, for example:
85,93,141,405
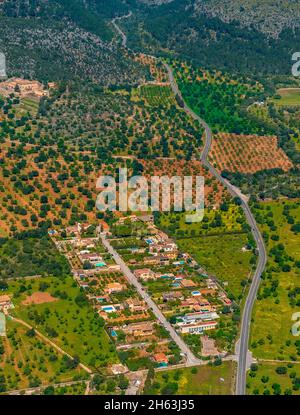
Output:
112,16,267,395
111,12,132,48
164,63,267,395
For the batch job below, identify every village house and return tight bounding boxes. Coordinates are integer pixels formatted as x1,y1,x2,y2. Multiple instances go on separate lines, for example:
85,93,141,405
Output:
0,78,49,98
134,268,156,281
155,230,171,243
219,292,232,305
200,289,216,296
162,291,184,302
78,282,89,290
71,237,96,249
79,252,103,263
124,298,147,313
0,295,13,312
122,321,155,338
94,294,110,303
66,224,81,237
139,214,154,223
99,304,123,319
177,320,218,334
158,255,171,264
73,269,86,279
143,256,163,266
149,242,178,258
207,279,218,290
117,215,139,224
104,282,126,295
153,353,169,365
180,311,220,324
180,297,199,309
180,296,212,312
180,279,197,289
66,223,93,238
110,364,128,375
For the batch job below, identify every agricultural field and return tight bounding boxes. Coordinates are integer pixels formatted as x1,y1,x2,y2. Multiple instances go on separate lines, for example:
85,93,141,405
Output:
138,84,175,107
145,361,235,395
272,88,300,107
5,275,118,370
0,231,70,280
15,98,40,117
0,320,87,393
177,234,254,299
247,362,300,395
156,204,246,238
250,200,300,360
209,133,293,174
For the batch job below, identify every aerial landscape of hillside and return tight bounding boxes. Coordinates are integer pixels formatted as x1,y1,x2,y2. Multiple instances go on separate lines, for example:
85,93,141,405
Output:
0,0,299,403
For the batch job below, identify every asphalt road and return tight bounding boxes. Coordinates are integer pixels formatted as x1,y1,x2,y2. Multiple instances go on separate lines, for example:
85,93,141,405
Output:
101,235,201,365
111,13,131,48
111,16,267,394
164,63,267,395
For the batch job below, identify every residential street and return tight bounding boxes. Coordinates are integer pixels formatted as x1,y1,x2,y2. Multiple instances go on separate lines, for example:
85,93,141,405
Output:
101,235,201,365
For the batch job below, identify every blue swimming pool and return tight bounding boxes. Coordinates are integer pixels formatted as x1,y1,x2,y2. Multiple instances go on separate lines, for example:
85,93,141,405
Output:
95,262,106,267
102,306,114,312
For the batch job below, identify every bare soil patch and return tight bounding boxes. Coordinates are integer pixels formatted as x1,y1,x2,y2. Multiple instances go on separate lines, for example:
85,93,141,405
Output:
22,292,57,306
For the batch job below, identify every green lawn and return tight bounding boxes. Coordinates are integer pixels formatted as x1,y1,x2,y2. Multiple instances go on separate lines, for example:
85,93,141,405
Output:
177,234,253,299
6,275,119,370
247,362,300,395
146,361,235,395
272,88,300,106
250,200,300,360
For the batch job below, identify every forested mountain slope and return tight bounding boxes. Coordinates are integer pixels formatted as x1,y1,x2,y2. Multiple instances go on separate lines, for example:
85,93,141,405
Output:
122,0,300,76
194,0,300,38
0,0,145,83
